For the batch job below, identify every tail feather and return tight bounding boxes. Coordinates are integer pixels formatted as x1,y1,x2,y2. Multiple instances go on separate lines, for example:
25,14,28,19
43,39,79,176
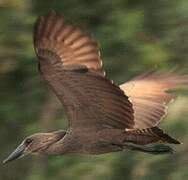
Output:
125,126,181,145
151,127,181,144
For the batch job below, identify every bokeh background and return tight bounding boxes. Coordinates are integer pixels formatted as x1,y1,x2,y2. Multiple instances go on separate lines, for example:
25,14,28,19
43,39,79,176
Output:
1,0,188,180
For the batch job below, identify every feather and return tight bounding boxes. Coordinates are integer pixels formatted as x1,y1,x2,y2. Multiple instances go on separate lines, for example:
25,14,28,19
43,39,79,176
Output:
120,71,188,128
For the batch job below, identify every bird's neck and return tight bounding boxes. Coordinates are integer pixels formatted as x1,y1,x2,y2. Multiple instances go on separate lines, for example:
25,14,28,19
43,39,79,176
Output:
43,130,68,155
45,140,77,155
45,143,67,155
45,132,81,155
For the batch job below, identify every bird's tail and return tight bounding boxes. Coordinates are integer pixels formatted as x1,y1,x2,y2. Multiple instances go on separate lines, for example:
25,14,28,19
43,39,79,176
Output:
123,126,181,154
124,126,181,145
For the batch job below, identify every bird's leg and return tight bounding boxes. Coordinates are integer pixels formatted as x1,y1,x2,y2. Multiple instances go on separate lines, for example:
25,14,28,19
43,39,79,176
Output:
123,142,175,154
98,139,123,150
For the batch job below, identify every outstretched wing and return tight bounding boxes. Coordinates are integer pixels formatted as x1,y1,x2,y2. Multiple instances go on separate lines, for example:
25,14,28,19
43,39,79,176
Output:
34,11,134,130
120,71,188,129
34,11,104,75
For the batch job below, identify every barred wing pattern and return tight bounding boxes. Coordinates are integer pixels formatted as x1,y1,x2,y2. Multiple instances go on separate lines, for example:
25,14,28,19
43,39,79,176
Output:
34,11,104,75
34,11,134,130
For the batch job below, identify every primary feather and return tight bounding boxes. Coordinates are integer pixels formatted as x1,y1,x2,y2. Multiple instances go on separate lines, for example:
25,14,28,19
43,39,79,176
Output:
34,11,134,130
120,71,188,129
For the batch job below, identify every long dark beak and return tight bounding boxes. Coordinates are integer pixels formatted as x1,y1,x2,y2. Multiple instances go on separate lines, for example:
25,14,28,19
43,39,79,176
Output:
3,142,26,164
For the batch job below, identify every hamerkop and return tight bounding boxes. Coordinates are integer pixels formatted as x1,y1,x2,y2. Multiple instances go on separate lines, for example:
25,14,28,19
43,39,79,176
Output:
3,11,188,164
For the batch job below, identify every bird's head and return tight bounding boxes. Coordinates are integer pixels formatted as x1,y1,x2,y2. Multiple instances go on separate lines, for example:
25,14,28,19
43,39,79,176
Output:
3,130,66,164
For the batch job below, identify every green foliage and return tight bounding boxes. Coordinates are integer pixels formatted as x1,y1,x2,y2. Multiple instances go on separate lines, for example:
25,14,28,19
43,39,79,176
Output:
0,0,188,179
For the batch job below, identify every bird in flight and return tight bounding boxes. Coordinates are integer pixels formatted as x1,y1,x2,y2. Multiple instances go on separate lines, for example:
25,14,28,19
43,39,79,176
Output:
3,11,188,164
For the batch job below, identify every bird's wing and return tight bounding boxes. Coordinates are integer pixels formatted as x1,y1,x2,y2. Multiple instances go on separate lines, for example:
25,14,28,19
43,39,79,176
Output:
34,11,104,76
120,71,188,129
34,11,134,130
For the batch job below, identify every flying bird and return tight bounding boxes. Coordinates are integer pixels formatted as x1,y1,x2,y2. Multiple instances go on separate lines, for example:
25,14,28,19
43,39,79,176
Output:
3,11,188,164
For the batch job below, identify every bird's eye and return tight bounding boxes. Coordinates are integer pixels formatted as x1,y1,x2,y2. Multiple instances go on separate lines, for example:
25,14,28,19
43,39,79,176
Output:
25,138,33,144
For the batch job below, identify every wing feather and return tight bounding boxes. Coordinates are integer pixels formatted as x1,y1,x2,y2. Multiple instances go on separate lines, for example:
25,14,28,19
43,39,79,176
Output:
34,11,134,130
120,71,188,129
34,11,104,75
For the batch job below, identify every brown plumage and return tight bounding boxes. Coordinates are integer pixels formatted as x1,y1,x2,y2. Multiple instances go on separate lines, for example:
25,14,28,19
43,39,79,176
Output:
3,11,188,164
120,71,188,129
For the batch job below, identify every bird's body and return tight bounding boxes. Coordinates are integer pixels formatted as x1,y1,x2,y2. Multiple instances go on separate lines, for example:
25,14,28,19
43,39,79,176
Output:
45,128,125,155
44,127,180,155
3,11,188,164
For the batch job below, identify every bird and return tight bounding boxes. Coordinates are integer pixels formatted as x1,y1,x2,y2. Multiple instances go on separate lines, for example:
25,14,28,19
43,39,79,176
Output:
3,11,188,164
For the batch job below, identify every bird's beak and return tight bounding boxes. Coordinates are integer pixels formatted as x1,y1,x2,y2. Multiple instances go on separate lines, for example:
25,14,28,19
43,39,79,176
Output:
3,142,26,164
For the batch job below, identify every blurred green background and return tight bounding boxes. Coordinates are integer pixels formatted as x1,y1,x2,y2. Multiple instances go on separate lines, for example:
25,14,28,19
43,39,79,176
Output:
1,0,188,180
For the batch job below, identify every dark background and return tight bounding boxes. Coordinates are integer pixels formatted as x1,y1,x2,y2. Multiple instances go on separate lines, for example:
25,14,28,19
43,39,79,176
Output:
0,0,188,179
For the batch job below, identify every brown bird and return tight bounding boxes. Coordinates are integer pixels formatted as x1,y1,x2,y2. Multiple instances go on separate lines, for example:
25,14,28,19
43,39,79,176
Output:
3,11,188,164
